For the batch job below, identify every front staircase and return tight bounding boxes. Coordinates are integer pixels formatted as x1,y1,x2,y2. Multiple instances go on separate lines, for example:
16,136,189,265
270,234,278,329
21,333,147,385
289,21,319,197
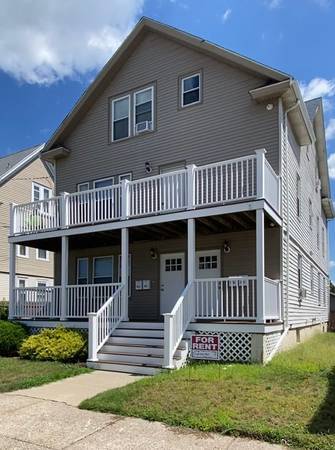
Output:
87,322,189,375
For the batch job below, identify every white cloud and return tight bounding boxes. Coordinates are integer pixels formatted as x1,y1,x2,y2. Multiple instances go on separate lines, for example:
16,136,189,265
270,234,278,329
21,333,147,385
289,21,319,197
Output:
222,8,232,23
326,119,335,141
300,77,335,101
328,153,335,178
265,0,282,9
0,0,144,85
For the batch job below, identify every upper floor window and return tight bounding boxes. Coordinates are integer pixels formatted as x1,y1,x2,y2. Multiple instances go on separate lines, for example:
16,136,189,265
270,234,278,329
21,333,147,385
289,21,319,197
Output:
77,182,89,192
94,177,114,189
119,173,132,183
36,248,48,261
32,182,52,213
181,73,201,107
134,87,154,134
296,174,301,218
112,95,130,142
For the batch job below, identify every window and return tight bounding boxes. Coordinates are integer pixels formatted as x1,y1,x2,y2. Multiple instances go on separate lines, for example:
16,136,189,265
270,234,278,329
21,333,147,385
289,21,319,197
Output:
112,95,130,141
118,173,132,183
298,255,303,290
36,248,48,261
308,199,313,228
296,174,301,217
134,86,154,133
322,226,325,258
32,182,51,212
77,258,88,285
93,177,114,189
181,73,201,107
93,256,114,284
17,278,26,288
159,161,186,174
165,258,183,272
77,182,89,192
199,255,218,270
37,281,47,288
317,217,320,250
17,245,28,258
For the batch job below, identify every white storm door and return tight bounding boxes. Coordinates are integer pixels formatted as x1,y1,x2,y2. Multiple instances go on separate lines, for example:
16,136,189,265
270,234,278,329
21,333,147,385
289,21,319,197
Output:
160,253,185,314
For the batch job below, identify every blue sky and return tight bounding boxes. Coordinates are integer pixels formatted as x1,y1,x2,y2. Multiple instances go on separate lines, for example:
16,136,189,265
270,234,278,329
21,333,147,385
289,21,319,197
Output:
0,0,334,278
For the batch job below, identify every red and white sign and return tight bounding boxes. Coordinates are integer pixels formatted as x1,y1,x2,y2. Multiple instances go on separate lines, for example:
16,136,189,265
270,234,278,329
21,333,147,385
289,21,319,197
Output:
191,334,219,360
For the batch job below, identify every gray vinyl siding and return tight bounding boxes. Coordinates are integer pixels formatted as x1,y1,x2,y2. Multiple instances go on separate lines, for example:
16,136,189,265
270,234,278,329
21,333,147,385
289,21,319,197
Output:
54,228,280,320
56,31,279,194
281,112,329,327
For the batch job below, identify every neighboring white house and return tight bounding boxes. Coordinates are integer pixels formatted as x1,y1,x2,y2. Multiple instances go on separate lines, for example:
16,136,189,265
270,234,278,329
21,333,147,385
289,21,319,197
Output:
7,18,334,374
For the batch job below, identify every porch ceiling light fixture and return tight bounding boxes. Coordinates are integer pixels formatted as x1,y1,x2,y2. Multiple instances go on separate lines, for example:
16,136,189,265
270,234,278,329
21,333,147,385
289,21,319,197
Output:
145,161,152,173
223,241,231,254
150,248,158,260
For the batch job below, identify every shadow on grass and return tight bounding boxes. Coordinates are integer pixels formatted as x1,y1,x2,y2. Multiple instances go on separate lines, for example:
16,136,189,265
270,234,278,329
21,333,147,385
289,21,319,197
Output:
309,368,335,435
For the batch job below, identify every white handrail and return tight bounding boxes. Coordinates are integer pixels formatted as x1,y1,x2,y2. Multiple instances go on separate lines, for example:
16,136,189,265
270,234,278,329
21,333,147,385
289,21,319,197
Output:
163,282,193,369
88,284,124,361
13,286,61,318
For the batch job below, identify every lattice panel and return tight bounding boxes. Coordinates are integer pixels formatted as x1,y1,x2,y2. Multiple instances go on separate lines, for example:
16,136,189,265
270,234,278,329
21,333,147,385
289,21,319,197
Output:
264,332,281,362
192,331,252,362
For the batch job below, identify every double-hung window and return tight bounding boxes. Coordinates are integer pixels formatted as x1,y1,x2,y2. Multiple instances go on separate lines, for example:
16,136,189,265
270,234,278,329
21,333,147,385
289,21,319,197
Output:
32,182,51,213
17,245,28,258
36,248,48,261
181,73,201,107
134,86,153,133
112,95,130,141
93,256,114,284
77,258,89,285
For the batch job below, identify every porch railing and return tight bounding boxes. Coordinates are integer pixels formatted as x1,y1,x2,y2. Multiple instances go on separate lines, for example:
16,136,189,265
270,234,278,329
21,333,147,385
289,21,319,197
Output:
194,276,257,320
264,278,281,320
11,150,280,235
88,284,125,361
66,283,121,318
13,286,61,319
163,282,193,368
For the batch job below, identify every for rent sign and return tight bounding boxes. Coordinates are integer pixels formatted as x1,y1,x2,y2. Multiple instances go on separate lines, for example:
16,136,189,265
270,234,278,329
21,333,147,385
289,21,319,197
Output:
191,335,219,360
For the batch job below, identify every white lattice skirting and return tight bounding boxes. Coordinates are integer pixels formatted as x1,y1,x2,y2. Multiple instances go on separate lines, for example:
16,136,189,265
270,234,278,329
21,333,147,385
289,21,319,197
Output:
193,331,252,362
263,332,281,362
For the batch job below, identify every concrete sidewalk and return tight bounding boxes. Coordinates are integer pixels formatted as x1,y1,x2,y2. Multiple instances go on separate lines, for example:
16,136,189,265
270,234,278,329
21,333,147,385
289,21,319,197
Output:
0,371,286,449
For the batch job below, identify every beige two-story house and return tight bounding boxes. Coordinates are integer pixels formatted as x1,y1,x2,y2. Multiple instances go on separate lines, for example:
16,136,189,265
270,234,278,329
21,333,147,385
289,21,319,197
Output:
0,145,54,301
8,18,334,374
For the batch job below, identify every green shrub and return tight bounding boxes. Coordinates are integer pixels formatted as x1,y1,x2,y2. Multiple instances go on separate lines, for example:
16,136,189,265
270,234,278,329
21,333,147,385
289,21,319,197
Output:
0,320,28,356
0,301,8,320
19,327,87,362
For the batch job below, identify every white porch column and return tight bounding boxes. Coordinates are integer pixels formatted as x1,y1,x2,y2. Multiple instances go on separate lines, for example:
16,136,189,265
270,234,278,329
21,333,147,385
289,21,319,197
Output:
8,243,16,320
255,148,266,199
187,218,196,318
60,236,69,321
256,209,265,323
121,227,129,321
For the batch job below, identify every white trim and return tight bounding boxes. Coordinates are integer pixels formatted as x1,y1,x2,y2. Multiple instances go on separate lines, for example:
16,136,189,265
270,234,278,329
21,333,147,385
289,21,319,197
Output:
16,277,27,288
32,181,52,204
93,255,114,284
133,85,154,135
77,182,90,192
17,245,29,258
118,253,132,297
76,257,89,284
36,248,49,261
111,94,131,142
93,176,115,188
181,72,201,108
118,173,132,182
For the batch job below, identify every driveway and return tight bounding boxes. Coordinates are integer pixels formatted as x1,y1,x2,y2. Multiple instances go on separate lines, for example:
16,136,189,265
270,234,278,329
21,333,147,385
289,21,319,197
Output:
0,371,286,449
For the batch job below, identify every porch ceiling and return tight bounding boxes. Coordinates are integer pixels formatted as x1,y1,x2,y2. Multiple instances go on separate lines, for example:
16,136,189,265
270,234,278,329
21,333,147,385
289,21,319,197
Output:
22,211,277,251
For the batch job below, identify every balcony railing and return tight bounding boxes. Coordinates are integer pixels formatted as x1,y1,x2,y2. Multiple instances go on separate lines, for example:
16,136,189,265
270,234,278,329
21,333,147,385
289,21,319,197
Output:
11,150,280,236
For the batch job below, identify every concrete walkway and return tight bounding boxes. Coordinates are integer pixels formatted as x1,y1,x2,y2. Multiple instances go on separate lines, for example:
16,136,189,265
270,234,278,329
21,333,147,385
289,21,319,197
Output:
0,371,286,449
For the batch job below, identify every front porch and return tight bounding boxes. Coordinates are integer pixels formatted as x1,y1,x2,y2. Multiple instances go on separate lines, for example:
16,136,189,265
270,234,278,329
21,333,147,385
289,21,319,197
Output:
9,211,283,370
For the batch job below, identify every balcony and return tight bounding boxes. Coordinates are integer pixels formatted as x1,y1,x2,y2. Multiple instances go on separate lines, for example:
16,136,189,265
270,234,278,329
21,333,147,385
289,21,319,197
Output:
11,149,280,236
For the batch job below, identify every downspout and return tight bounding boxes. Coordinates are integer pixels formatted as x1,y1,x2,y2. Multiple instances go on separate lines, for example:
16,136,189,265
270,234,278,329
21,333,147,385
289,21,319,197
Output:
283,100,300,330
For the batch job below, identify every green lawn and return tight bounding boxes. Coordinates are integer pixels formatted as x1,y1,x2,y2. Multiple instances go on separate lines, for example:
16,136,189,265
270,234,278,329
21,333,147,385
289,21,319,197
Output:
80,333,335,450
0,357,91,393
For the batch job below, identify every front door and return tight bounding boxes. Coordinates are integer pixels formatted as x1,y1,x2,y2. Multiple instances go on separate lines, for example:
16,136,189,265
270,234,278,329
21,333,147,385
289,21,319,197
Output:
160,253,185,314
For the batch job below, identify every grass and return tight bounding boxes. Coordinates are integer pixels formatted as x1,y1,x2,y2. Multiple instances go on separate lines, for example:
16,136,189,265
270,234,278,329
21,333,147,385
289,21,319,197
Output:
80,333,335,450
0,357,91,393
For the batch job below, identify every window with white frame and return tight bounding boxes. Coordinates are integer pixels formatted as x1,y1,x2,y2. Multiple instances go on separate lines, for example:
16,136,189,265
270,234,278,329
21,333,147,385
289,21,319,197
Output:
317,216,320,249
77,258,89,285
134,86,154,134
36,248,48,261
77,182,89,192
118,173,132,183
308,199,313,228
93,256,113,284
298,254,303,297
37,281,47,288
296,174,301,218
17,245,28,258
93,177,114,189
32,182,51,212
181,73,201,107
17,278,26,288
112,95,130,141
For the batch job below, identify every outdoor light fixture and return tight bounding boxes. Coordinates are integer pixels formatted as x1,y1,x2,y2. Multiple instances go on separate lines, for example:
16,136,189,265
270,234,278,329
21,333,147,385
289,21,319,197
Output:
150,248,158,260
145,161,152,173
266,103,274,111
223,241,231,254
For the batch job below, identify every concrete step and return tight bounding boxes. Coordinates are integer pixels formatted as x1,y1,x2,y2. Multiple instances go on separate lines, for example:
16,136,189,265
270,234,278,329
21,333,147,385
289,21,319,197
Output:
118,322,164,330
87,360,161,376
113,328,164,338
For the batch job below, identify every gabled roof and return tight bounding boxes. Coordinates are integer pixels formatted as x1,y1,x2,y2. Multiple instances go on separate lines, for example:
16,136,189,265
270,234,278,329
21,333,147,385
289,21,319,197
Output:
0,143,46,186
305,97,321,123
43,17,291,155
